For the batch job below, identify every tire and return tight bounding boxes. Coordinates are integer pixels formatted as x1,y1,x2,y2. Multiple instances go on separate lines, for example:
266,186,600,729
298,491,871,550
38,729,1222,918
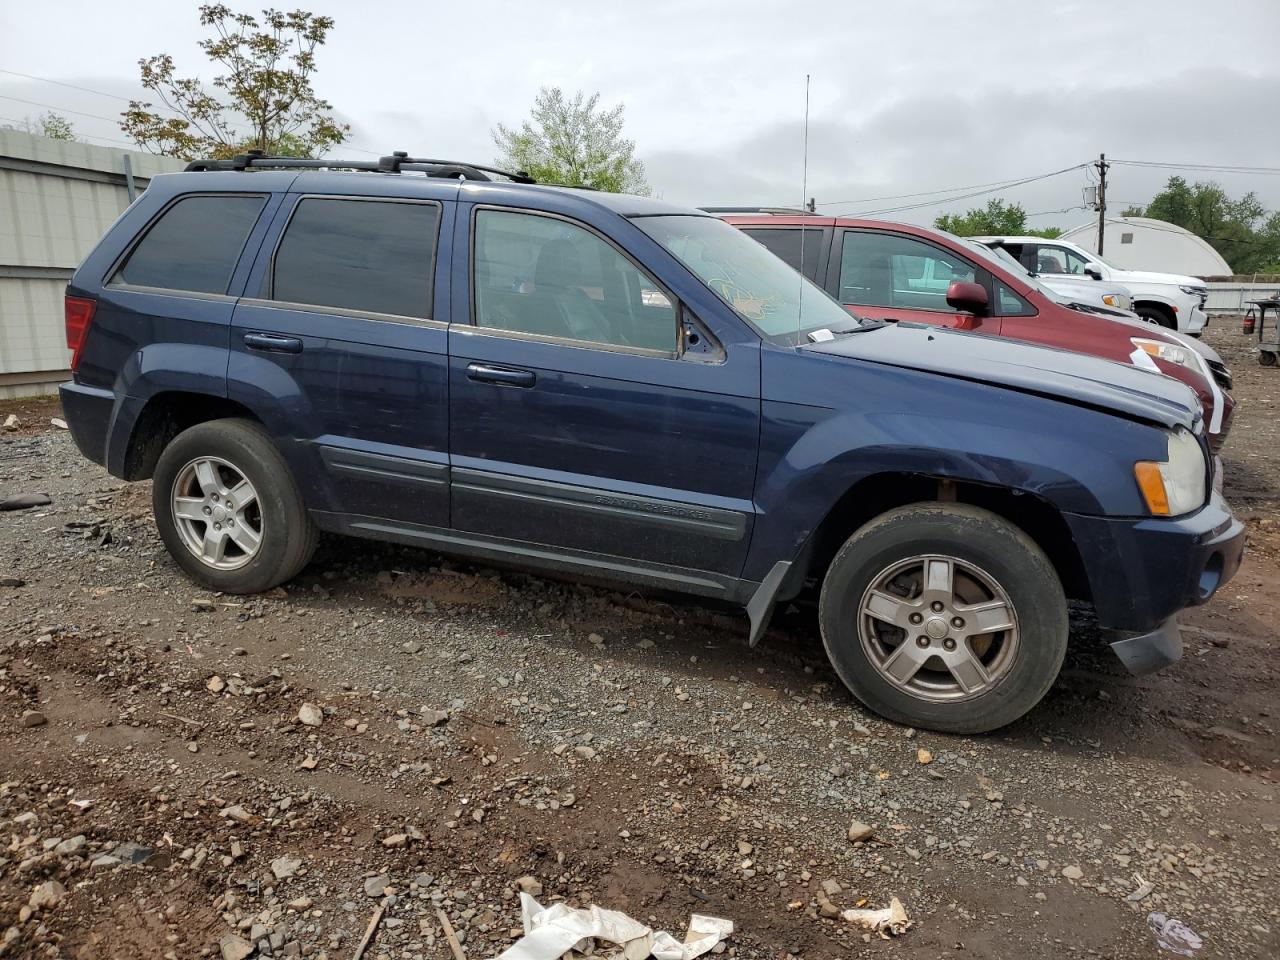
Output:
1136,305,1175,330
818,503,1068,734
152,418,317,593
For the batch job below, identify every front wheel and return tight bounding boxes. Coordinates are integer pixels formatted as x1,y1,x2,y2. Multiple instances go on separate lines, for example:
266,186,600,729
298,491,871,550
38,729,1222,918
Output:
152,418,317,593
819,503,1068,734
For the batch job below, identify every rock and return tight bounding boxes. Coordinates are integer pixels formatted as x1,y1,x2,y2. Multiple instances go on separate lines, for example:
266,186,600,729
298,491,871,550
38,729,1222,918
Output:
271,855,303,880
191,597,216,612
21,711,47,728
364,874,390,898
28,881,66,910
820,879,842,897
1062,865,1083,881
0,494,52,511
420,708,449,727
515,876,543,896
54,835,86,856
847,820,875,843
916,748,933,765
736,840,754,856
207,676,227,694
111,841,153,864
50,417,68,430
220,805,254,823
297,703,323,727
2,414,17,431
573,745,596,761
219,934,255,960
0,576,24,588
382,833,408,848
288,896,313,911
402,641,422,654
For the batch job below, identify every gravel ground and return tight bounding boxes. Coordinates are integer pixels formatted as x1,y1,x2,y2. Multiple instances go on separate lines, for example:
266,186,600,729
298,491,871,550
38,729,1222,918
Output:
1,321,1278,960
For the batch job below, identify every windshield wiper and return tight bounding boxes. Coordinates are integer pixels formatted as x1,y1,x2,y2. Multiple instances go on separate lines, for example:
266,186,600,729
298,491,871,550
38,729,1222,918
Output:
806,319,887,342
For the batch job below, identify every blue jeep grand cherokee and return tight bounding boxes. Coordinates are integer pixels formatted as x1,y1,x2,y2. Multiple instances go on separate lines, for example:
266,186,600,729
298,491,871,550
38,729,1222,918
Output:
58,153,1245,733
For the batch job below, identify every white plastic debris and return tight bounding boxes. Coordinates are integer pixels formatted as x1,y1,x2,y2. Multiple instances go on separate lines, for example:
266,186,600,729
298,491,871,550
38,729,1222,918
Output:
1147,912,1203,956
841,897,912,938
494,894,732,960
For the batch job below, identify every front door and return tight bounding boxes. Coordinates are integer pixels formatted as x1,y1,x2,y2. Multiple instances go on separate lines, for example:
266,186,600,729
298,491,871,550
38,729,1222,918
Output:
447,205,760,584
228,193,452,527
830,229,1002,334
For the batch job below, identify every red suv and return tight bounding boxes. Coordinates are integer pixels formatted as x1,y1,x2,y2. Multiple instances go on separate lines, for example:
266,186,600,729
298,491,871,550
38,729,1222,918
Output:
720,214,1234,449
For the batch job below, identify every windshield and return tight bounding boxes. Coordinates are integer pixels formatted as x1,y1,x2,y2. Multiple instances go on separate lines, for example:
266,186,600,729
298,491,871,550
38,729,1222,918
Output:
634,215,857,342
962,239,1065,300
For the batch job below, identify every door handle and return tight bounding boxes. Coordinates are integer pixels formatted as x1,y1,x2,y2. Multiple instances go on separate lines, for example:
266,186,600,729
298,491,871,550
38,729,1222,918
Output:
466,362,535,388
243,332,304,354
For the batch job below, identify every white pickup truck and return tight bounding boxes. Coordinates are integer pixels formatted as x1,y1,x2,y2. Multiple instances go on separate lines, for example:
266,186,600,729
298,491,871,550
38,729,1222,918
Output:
972,235,1209,336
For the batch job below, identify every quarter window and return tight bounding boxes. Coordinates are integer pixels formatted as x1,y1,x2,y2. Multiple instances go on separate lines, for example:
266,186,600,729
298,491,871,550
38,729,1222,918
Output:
113,194,265,295
740,228,826,281
272,198,439,318
995,281,1035,316
473,210,677,352
839,232,977,312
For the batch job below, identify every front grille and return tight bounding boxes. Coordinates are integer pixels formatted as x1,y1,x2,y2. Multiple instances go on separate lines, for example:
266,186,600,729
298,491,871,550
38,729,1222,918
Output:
1206,359,1233,392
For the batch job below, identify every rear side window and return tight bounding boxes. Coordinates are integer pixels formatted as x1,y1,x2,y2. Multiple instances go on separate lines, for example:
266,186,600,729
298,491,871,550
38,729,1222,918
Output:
272,198,440,318
740,228,826,281
114,194,265,294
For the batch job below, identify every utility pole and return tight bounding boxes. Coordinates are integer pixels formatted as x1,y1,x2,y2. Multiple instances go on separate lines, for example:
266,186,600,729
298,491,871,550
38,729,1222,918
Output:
1095,153,1109,255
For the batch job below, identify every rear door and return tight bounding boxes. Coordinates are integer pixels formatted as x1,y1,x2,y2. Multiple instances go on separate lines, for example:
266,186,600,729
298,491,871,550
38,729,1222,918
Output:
736,225,832,283
446,204,760,585
228,187,453,527
829,228,1002,333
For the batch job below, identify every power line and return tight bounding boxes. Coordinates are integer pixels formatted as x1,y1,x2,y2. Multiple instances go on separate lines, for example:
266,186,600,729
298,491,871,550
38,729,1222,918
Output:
853,164,1088,218
0,94,124,124
1111,159,1280,176
0,68,136,104
817,166,1084,208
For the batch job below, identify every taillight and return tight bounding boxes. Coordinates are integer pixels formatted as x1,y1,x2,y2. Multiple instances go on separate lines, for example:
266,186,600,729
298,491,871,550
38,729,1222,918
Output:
64,296,97,371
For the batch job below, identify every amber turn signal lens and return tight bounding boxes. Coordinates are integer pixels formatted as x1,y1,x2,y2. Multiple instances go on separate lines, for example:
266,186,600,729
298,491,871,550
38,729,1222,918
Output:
1134,462,1170,516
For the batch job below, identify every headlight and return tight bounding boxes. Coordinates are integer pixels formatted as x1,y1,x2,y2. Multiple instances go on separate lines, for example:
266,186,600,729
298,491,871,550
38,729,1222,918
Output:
1101,294,1130,309
1133,427,1207,516
1179,285,1207,297
1131,337,1193,368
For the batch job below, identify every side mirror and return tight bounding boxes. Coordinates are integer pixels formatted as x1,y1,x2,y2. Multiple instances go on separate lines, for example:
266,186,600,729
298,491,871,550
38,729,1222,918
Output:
1083,263,1103,281
946,280,989,315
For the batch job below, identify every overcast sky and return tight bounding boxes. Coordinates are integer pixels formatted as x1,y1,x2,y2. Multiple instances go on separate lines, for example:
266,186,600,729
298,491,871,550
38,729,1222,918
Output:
3,0,1279,229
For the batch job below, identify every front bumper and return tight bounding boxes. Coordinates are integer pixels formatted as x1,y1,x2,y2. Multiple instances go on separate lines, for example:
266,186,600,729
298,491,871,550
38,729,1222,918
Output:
1184,303,1208,335
1065,491,1245,638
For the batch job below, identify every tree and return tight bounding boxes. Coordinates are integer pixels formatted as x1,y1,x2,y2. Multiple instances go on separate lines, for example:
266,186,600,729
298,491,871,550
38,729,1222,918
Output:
121,4,348,160
934,199,1060,238
493,87,648,194
1129,176,1280,273
4,112,76,140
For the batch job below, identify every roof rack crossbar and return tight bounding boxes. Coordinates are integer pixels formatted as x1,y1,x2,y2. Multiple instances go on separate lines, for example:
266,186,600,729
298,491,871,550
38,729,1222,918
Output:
184,149,536,184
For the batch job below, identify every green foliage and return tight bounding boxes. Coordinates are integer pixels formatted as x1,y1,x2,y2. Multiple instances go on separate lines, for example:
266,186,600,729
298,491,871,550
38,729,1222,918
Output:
4,112,75,140
494,87,648,195
934,199,1060,238
121,4,348,160
1133,176,1280,274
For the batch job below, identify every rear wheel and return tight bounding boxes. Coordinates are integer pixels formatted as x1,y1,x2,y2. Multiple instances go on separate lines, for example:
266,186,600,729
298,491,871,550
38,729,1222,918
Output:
152,419,316,593
818,503,1068,734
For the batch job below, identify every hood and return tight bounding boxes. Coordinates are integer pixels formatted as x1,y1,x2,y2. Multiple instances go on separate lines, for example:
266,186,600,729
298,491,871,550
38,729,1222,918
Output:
803,322,1200,430
1040,276,1131,298
1112,268,1205,288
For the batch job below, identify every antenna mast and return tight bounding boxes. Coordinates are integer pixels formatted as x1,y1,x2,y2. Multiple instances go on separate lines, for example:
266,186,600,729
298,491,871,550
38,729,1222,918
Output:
797,74,810,346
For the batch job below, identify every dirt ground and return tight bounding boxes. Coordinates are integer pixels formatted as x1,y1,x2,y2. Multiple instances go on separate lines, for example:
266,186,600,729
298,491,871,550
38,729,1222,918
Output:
1,321,1278,960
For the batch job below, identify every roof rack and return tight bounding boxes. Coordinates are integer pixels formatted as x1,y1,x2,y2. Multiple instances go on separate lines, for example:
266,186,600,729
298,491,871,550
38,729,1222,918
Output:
699,206,819,216
183,149,536,183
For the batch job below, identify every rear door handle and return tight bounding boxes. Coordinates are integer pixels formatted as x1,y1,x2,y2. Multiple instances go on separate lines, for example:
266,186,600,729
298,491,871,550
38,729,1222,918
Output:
244,332,303,354
466,362,535,388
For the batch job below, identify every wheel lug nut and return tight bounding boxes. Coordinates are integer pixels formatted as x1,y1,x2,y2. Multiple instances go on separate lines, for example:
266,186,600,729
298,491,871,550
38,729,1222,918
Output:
909,613,923,624
211,494,218,501
203,506,212,515
931,601,944,612
952,617,964,628
213,523,222,531
943,638,956,651
916,636,930,648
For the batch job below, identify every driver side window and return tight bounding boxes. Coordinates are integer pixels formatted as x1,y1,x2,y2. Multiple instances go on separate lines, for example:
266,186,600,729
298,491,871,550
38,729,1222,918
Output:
472,209,677,353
